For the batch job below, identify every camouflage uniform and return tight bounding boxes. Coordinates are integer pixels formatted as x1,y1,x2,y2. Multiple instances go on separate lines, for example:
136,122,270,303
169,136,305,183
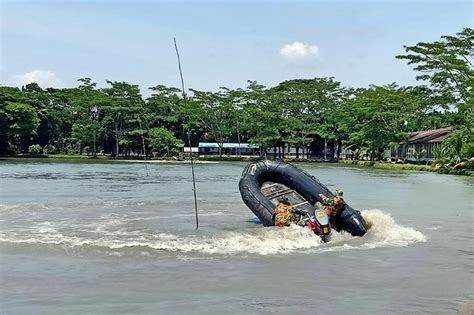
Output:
318,190,345,217
273,202,298,226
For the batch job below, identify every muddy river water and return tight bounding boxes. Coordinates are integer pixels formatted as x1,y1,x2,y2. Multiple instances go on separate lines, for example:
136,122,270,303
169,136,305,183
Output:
0,159,472,314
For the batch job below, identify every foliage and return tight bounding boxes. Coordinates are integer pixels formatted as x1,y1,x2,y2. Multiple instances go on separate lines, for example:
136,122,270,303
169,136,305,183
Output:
460,143,474,158
436,130,468,161
43,144,56,154
413,149,425,164
28,144,43,155
396,28,473,106
397,27,473,132
339,159,471,175
148,127,182,157
270,78,344,158
3,101,40,152
0,28,471,165
343,84,430,158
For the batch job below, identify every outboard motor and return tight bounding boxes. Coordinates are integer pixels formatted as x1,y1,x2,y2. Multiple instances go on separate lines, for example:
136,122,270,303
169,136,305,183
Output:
338,207,367,236
301,210,332,242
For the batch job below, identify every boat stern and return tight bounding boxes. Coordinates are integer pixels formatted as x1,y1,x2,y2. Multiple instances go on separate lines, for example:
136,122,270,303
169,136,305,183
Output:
339,207,368,236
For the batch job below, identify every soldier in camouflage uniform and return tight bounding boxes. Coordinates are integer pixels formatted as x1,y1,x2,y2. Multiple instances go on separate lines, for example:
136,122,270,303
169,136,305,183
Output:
273,197,304,227
317,190,345,217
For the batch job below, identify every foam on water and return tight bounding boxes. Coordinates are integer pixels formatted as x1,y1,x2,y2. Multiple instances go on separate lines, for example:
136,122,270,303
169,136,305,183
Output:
0,210,426,256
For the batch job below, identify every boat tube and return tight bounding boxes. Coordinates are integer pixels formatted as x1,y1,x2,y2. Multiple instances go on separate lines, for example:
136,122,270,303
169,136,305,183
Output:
238,160,368,236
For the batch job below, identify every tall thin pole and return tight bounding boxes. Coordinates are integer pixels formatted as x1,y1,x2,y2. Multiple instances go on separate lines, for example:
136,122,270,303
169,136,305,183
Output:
174,37,199,229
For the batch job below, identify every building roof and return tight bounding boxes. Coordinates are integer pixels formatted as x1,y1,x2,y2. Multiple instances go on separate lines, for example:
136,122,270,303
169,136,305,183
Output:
407,127,452,144
343,144,362,151
198,142,259,149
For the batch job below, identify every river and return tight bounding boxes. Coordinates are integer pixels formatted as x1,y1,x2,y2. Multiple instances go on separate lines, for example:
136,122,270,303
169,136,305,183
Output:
0,159,472,314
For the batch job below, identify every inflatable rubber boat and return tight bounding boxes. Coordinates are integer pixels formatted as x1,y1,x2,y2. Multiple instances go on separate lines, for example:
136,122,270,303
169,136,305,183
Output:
238,160,368,236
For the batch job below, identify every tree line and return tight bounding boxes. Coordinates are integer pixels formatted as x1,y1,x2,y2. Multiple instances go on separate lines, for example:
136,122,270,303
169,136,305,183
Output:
1,28,472,160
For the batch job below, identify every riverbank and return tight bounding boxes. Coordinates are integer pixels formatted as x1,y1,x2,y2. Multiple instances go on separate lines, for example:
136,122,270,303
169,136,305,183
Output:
0,154,261,162
1,154,472,176
339,159,473,176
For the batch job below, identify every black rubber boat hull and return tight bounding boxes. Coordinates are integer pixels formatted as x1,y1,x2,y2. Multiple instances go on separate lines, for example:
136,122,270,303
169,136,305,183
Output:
238,160,368,236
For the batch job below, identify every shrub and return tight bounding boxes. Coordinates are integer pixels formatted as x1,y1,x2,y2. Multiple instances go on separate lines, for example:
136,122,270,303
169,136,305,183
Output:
148,127,182,157
28,144,43,155
461,142,474,159
463,159,474,170
43,144,56,154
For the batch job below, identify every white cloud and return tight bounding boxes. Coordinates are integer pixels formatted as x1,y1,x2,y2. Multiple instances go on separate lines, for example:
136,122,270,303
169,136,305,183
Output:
279,41,319,60
9,70,63,88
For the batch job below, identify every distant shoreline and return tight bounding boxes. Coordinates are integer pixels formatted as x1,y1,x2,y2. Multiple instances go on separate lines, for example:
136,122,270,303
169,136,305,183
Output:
1,155,472,176
338,159,472,176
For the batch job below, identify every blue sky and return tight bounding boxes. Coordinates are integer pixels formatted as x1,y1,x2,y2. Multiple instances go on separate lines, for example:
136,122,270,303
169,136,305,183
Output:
1,0,472,96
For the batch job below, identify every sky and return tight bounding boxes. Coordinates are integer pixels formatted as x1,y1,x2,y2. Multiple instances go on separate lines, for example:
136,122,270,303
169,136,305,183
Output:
1,0,472,96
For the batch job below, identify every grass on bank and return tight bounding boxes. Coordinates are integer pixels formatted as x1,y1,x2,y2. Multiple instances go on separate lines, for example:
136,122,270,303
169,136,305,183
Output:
339,159,472,176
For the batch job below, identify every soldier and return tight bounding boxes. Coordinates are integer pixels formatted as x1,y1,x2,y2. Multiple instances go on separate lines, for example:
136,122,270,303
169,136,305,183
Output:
272,197,306,227
318,190,345,217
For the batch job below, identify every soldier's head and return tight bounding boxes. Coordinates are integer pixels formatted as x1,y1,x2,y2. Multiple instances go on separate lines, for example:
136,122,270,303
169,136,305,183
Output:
333,195,345,210
335,190,344,197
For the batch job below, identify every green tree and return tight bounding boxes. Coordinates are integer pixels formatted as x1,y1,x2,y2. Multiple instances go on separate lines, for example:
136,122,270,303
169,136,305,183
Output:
102,81,144,157
396,28,473,127
63,79,107,155
343,84,430,159
0,87,27,153
271,78,344,159
4,102,40,153
148,127,182,157
188,88,236,156
147,85,181,130
239,81,281,156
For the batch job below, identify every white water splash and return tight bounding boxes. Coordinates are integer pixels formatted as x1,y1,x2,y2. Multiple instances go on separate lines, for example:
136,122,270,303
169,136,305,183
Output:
0,210,426,256
320,210,427,253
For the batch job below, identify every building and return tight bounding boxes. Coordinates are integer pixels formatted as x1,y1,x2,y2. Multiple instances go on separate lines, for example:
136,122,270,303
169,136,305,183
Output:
389,127,452,161
340,144,363,160
267,143,300,158
196,142,259,156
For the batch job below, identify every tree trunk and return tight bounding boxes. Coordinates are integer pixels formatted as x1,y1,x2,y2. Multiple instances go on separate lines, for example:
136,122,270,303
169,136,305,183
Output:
93,130,97,157
296,146,299,159
334,140,339,160
218,134,223,157
236,120,241,156
114,127,119,157
324,138,328,160
282,143,285,159
114,118,120,158
138,120,147,159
